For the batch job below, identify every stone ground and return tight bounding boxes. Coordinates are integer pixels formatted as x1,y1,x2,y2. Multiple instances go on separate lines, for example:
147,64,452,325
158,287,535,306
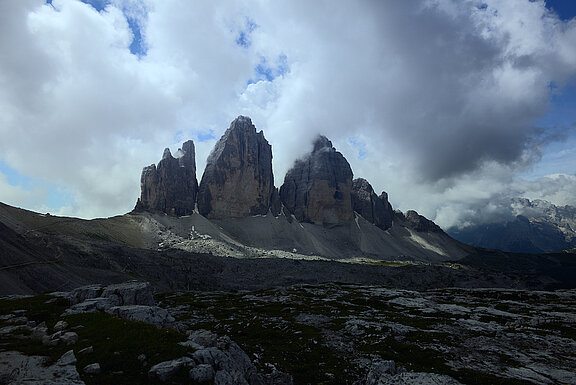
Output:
1,282,575,384
159,284,576,385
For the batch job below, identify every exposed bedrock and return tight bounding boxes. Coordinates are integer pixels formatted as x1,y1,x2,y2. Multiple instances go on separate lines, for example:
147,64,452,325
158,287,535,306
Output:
136,140,198,216
197,116,275,219
280,136,354,226
351,178,394,230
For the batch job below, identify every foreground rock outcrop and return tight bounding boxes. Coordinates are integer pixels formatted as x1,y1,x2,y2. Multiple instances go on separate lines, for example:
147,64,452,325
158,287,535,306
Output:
0,350,84,385
136,140,198,216
0,281,292,385
198,116,275,219
280,136,354,226
165,283,576,385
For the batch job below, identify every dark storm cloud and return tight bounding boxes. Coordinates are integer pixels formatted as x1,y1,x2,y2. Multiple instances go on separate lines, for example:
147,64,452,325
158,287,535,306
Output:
1,0,575,227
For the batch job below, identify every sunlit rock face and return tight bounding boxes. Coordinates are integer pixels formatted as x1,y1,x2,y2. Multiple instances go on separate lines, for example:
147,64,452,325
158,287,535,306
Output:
197,116,275,219
280,135,354,226
137,140,198,216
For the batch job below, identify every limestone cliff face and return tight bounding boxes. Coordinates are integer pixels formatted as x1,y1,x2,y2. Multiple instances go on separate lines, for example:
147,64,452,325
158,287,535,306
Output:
396,210,443,232
279,136,354,226
351,178,394,230
137,140,198,216
197,116,275,219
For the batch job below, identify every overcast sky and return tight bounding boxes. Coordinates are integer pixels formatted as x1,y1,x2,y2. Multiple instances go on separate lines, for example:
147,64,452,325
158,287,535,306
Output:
1,0,576,229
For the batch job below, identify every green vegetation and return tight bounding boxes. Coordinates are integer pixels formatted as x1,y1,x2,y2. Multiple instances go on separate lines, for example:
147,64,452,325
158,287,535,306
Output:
66,312,192,385
0,295,193,385
2,283,574,385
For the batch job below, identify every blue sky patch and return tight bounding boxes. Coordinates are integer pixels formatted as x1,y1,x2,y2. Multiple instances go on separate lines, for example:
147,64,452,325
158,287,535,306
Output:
348,137,368,160
235,18,258,48
0,160,34,190
197,132,216,142
126,16,146,57
545,0,576,20
79,0,109,12
250,55,289,84
61,0,148,57
0,160,74,210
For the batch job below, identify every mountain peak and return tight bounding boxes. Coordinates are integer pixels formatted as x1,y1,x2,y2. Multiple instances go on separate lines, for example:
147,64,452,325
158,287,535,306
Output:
280,136,353,226
162,148,173,160
197,116,274,218
137,140,198,216
313,135,333,153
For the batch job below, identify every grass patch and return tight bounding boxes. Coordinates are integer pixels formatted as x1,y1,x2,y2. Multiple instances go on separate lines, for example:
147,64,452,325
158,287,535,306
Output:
65,312,192,385
0,295,70,328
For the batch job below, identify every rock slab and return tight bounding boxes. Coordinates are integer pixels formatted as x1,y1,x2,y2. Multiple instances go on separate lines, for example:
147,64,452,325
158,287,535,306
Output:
197,116,275,219
0,350,84,385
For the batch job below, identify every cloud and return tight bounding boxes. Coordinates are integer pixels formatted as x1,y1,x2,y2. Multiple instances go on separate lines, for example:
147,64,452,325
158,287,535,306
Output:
0,0,575,225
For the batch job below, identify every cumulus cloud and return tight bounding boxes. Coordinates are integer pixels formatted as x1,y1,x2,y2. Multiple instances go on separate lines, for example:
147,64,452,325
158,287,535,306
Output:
0,0,575,225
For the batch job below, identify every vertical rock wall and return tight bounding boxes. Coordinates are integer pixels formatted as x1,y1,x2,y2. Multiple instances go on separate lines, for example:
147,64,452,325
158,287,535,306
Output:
351,178,394,230
279,136,354,226
197,116,275,219
137,140,198,216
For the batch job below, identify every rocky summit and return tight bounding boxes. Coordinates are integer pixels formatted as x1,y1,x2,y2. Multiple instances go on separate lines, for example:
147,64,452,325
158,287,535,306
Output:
351,178,394,230
136,140,198,216
279,135,354,226
197,116,275,219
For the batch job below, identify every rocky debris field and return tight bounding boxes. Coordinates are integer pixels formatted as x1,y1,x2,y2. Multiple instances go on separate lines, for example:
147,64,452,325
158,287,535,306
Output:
160,284,576,385
0,281,291,385
1,280,575,384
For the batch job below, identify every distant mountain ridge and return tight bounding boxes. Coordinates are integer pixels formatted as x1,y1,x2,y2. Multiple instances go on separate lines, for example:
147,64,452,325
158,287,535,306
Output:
448,198,576,253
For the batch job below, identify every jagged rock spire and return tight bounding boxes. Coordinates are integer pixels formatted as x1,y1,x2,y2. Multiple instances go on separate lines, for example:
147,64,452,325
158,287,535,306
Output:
197,116,275,219
136,140,198,216
279,135,354,226
351,178,394,230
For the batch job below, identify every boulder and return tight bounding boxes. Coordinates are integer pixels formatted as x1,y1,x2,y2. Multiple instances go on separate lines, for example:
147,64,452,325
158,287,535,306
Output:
351,178,394,230
60,332,78,346
100,281,155,306
189,334,292,385
185,329,219,347
62,281,155,316
189,364,215,383
279,136,354,226
31,324,48,341
62,284,104,305
53,320,68,332
0,350,83,385
136,140,198,216
105,305,175,328
63,297,115,315
78,346,93,355
57,350,77,366
197,116,275,219
83,363,101,375
148,357,195,382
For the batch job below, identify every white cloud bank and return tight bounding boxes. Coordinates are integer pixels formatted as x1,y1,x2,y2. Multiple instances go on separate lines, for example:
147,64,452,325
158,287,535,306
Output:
0,0,575,229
